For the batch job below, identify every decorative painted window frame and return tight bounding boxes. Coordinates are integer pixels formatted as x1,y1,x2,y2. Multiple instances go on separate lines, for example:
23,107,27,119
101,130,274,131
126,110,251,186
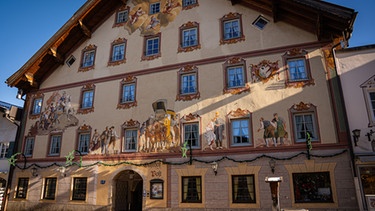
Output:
77,83,95,114
178,21,201,53
29,93,44,119
142,33,161,61
223,57,250,95
182,0,199,10
76,124,92,155
227,108,253,148
282,48,315,88
288,102,321,144
220,12,245,45
180,113,201,149
121,119,140,153
79,44,97,72
108,38,127,66
47,132,62,157
360,75,375,127
117,76,137,109
113,5,130,27
176,65,200,101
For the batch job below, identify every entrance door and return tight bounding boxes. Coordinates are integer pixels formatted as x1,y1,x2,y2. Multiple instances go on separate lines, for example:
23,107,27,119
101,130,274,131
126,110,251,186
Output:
114,170,143,211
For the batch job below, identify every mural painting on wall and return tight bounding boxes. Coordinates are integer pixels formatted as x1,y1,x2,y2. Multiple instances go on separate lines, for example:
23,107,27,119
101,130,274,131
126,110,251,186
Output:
257,113,289,147
125,0,182,35
250,60,279,83
203,112,226,151
138,99,181,153
30,91,78,135
90,126,120,155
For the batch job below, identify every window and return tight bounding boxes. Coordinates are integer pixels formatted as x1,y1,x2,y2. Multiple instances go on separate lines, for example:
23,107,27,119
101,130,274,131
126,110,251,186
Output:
16,178,29,199
149,2,160,14
118,76,137,109
227,66,245,88
109,38,127,66
182,0,198,9
283,49,314,87
361,76,375,126
124,129,137,152
24,137,35,157
122,83,135,103
150,179,164,199
228,108,252,147
232,175,256,203
0,143,9,158
32,97,42,115
72,177,87,201
293,172,333,203
78,133,90,154
183,123,200,148
143,33,161,60
178,22,200,52
66,55,76,67
77,83,95,115
182,176,202,203
289,102,320,143
252,15,269,30
114,5,130,27
43,178,57,200
223,57,249,94
177,65,200,101
220,12,244,45
48,134,61,156
231,119,249,145
79,44,96,72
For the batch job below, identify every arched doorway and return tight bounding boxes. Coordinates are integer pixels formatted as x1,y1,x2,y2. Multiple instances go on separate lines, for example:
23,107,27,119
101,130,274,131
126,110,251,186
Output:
113,170,143,211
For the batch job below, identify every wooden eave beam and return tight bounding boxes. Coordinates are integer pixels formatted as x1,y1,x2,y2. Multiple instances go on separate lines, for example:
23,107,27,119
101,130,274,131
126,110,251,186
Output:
79,19,92,38
316,13,322,41
271,0,279,22
48,47,64,64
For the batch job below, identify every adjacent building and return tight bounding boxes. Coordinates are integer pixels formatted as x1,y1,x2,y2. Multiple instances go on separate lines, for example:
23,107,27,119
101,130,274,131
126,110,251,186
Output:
335,44,375,211
5,0,359,210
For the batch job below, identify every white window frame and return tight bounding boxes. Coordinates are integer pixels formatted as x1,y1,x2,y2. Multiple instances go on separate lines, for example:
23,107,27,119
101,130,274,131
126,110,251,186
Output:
361,76,375,127
223,19,241,40
0,142,9,158
81,90,94,109
227,66,245,88
32,98,42,115
49,134,61,156
149,2,160,14
230,118,251,146
183,122,200,149
145,37,160,56
121,83,135,103
82,50,95,68
78,133,90,154
117,10,128,24
123,129,138,152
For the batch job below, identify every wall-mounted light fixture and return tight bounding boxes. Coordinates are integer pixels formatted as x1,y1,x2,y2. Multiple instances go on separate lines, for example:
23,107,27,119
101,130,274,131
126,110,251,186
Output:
352,129,361,146
58,166,66,177
211,162,218,176
31,167,38,177
16,89,25,101
366,129,374,142
269,159,276,174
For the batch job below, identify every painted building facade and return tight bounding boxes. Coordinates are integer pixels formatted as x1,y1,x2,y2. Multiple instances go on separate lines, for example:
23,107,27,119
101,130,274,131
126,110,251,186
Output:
335,45,375,211
5,0,359,210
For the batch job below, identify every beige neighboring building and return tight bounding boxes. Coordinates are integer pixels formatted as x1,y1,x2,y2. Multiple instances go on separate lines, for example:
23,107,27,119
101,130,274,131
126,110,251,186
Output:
0,101,22,211
5,0,358,210
335,44,375,211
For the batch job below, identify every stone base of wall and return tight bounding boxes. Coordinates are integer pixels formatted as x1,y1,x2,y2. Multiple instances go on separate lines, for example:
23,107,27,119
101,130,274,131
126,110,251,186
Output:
6,201,110,211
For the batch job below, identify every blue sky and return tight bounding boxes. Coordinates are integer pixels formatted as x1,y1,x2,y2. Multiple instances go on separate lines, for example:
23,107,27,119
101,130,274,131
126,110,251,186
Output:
0,0,374,107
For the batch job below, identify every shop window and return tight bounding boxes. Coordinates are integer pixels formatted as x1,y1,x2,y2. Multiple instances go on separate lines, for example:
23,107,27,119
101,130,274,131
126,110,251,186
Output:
15,178,29,199
43,177,57,200
293,172,333,203
182,176,202,203
72,177,87,201
232,175,256,203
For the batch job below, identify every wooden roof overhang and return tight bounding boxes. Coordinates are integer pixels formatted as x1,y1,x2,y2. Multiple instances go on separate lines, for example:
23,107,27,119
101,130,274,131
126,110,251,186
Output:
6,0,356,95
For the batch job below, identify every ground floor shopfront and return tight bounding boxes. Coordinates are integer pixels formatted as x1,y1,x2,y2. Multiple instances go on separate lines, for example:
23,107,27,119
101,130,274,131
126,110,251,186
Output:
6,150,359,211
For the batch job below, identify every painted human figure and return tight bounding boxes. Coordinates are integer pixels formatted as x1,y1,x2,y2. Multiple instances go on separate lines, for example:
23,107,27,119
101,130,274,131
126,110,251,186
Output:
108,126,119,153
146,16,160,30
130,7,145,25
273,113,287,145
138,122,147,152
258,117,276,147
204,120,216,150
213,112,225,149
101,127,109,155
90,129,100,152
